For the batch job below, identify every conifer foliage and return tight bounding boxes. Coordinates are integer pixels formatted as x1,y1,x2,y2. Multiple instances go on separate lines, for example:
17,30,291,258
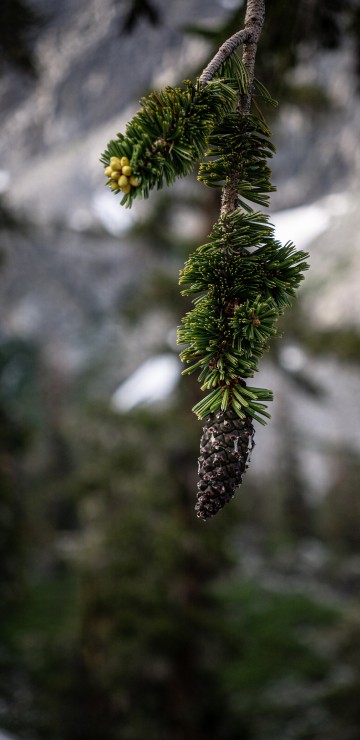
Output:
101,2,309,518
100,75,242,204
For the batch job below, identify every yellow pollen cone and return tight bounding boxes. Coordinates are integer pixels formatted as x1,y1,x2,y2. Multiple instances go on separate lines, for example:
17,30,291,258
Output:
110,157,122,169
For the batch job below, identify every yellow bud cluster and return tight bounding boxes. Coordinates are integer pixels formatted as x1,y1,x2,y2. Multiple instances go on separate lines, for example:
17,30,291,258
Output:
105,156,140,194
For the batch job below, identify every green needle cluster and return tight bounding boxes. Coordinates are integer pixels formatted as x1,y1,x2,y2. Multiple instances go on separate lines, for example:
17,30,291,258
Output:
100,71,244,207
178,210,308,423
101,54,309,427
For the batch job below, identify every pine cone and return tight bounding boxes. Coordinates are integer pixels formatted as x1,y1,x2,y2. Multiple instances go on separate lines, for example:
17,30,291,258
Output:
196,409,255,520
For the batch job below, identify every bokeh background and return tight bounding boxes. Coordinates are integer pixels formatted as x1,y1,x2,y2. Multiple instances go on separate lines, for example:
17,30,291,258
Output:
1,1,360,738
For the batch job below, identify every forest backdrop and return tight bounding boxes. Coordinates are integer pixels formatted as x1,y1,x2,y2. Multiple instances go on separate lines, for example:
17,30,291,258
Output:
1,1,360,738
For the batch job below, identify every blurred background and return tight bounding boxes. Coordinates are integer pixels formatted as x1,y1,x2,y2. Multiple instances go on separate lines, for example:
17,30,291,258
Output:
1,1,360,738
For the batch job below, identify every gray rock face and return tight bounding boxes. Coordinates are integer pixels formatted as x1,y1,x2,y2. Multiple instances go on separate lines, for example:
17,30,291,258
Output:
0,0,226,369
0,0,223,166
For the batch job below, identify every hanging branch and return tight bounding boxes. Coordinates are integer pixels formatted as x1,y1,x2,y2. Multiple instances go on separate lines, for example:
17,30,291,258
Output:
183,0,268,520
179,0,307,520
100,0,309,521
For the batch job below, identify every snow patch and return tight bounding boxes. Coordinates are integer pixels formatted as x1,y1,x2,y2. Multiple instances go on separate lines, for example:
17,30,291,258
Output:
111,353,180,412
92,190,136,236
271,192,350,250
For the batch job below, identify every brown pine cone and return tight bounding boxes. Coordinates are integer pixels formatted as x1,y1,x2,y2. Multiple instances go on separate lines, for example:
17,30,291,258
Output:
196,409,255,520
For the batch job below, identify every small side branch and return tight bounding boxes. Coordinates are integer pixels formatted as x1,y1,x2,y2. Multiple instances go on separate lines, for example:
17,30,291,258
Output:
199,0,265,90
199,28,253,87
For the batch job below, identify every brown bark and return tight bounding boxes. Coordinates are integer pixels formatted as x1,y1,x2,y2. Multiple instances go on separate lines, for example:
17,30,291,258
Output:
199,0,265,95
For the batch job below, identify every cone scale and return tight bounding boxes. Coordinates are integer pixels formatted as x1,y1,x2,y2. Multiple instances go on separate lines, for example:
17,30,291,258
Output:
196,409,255,519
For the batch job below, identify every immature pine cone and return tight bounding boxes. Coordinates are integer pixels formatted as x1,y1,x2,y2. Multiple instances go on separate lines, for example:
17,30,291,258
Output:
196,409,255,520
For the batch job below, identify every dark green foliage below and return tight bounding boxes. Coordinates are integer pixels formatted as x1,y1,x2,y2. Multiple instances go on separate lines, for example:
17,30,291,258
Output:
0,407,27,617
0,340,35,619
217,580,337,690
1,400,359,740
305,328,360,363
0,322,359,739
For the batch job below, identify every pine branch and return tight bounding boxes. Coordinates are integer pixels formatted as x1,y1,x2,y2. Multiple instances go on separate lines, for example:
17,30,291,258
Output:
195,0,268,519
100,0,309,521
